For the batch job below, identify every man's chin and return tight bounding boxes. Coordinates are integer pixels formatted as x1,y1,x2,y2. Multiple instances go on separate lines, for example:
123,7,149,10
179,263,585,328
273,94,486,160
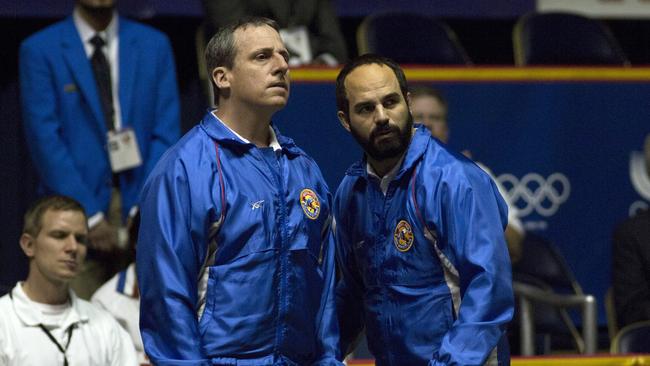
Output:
78,2,115,14
265,97,288,109
365,142,406,161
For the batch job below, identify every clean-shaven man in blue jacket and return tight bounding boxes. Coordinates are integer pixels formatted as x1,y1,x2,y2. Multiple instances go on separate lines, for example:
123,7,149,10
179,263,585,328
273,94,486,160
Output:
136,17,342,365
333,54,514,365
19,0,180,297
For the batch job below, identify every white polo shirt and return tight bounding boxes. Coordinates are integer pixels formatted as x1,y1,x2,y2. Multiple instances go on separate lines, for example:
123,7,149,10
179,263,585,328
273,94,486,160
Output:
0,283,137,366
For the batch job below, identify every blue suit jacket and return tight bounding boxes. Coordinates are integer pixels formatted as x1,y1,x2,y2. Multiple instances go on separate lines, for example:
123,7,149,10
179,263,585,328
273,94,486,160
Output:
19,15,180,219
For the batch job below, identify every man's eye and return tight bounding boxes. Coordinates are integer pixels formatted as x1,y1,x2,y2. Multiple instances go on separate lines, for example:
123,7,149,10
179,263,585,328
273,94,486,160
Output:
384,99,397,107
51,231,66,239
256,53,269,60
358,105,373,114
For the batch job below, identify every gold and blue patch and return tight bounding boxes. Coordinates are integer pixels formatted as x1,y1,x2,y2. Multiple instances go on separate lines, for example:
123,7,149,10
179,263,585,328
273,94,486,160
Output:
393,219,414,252
300,188,320,220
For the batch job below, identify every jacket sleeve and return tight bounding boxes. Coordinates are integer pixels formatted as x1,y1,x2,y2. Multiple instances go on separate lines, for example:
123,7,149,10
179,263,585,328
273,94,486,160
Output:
333,193,366,359
19,40,104,216
136,158,211,365
143,35,180,181
311,213,345,366
429,169,514,366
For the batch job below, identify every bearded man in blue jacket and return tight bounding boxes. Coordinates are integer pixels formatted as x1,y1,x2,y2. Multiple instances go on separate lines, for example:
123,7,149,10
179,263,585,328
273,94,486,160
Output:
136,17,341,366
333,54,514,365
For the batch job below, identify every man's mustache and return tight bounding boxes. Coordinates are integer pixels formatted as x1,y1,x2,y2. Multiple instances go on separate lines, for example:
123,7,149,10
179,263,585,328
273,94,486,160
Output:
370,124,400,140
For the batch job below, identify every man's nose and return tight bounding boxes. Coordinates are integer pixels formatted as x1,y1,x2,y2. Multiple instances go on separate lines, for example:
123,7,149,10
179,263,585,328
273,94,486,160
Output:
273,53,289,75
64,235,80,254
374,105,389,125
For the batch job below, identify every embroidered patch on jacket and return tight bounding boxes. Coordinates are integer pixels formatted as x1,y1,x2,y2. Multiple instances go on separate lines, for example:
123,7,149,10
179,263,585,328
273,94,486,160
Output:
394,219,414,252
300,188,320,220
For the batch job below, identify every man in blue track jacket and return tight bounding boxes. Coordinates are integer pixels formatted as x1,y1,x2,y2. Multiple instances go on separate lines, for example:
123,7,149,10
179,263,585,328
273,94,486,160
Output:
136,17,341,365
333,54,514,365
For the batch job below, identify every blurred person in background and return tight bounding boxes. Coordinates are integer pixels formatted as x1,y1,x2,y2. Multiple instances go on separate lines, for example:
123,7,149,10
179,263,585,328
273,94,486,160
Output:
0,195,137,366
91,212,145,364
612,133,650,328
202,0,347,66
19,0,180,299
410,85,525,263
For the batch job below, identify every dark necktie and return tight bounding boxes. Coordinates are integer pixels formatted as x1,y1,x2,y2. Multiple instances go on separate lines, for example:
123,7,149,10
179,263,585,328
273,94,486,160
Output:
90,34,115,131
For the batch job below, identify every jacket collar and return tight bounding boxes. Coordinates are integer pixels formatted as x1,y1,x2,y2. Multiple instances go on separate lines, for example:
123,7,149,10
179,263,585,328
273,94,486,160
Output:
199,110,302,156
345,125,431,180
10,282,89,329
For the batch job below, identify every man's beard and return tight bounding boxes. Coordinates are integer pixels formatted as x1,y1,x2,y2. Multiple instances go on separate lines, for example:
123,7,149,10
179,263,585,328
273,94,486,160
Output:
350,111,413,161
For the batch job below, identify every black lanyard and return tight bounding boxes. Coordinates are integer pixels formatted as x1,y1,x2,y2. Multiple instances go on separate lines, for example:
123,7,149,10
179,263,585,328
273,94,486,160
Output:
9,291,76,366
38,324,76,366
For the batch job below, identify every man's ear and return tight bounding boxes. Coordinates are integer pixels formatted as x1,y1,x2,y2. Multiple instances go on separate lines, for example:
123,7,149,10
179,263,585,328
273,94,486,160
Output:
337,111,351,132
19,233,36,258
212,66,230,90
406,91,412,110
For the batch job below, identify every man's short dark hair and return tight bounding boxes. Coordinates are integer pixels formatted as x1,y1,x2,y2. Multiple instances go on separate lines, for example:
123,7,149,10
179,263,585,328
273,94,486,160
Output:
204,16,280,105
23,195,87,237
409,85,448,112
335,54,409,118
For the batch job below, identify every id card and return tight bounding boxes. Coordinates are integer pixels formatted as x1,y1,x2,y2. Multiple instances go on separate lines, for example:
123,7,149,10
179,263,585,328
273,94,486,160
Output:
279,26,312,66
107,128,142,173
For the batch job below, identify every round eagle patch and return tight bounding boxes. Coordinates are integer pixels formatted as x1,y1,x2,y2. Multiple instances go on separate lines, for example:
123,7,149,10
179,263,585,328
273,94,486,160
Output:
393,220,414,252
300,188,321,220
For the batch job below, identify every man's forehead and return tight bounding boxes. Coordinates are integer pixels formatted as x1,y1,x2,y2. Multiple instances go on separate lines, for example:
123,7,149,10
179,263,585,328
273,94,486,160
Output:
345,64,401,99
234,24,284,50
41,209,87,229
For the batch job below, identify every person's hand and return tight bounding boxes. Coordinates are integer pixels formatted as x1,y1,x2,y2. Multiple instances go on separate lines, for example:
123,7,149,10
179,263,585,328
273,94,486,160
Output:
89,219,119,252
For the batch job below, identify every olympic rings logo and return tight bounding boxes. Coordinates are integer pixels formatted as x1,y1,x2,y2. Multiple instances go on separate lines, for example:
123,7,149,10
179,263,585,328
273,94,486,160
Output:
497,173,571,217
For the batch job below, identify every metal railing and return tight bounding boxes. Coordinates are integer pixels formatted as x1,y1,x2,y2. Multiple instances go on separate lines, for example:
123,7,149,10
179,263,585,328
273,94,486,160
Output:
514,281,598,356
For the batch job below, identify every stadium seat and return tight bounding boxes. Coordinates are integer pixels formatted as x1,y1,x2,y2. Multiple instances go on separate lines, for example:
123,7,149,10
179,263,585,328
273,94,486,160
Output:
513,12,629,66
605,287,619,343
512,234,598,355
610,320,650,354
357,12,472,65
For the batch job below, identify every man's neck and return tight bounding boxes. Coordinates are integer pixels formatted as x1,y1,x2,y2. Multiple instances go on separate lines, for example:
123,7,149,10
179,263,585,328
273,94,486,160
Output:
22,274,70,305
76,4,114,32
215,102,275,148
367,155,402,178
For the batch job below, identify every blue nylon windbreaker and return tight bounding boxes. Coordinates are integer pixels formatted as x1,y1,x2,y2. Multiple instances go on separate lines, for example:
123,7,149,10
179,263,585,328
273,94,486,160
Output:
334,127,514,366
136,112,342,366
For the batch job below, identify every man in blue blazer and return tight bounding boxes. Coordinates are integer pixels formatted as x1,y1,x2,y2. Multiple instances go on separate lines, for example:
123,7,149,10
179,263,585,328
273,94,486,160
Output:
19,0,180,298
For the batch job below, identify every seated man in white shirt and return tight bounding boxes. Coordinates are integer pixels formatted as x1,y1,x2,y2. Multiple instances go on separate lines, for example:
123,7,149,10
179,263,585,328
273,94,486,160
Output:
92,212,145,363
0,195,137,366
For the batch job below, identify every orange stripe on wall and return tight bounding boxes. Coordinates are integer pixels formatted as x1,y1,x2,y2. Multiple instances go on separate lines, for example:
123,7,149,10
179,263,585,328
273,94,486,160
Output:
345,356,650,366
290,67,650,82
